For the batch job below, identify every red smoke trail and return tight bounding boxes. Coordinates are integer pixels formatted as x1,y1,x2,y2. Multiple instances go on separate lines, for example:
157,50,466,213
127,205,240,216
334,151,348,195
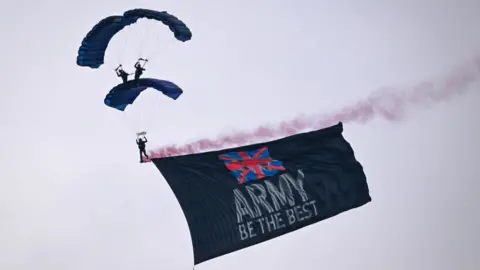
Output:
147,55,480,159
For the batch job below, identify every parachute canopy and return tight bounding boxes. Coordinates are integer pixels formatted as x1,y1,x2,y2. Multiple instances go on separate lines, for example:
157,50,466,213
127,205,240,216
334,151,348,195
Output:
104,78,183,111
77,9,192,68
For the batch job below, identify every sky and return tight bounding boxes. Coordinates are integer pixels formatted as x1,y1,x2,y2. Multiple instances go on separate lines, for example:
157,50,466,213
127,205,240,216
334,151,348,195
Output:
1,0,479,269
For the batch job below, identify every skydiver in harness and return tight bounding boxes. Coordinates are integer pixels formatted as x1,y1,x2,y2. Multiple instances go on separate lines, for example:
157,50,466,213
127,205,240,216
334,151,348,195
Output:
136,132,149,163
115,65,131,83
134,58,148,81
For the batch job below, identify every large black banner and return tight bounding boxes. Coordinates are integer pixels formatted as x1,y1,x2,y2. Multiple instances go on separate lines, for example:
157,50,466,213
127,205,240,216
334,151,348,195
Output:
152,122,371,264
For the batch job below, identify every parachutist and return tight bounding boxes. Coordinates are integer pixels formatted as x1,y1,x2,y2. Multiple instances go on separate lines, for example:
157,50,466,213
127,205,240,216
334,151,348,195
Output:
115,66,130,83
134,59,147,80
137,135,149,162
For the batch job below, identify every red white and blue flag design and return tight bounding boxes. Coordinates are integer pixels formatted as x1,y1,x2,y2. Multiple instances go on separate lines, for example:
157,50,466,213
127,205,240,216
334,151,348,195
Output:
218,146,286,184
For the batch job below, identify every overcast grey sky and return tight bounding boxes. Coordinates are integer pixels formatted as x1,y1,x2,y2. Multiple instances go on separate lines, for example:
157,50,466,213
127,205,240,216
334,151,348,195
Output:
1,0,479,269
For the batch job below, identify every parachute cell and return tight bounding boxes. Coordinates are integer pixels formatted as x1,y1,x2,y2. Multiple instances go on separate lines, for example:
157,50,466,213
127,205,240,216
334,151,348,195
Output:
77,9,192,68
104,78,183,111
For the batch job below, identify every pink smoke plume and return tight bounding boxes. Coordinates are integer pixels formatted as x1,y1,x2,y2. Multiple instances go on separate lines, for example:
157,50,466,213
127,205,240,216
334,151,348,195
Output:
146,55,480,160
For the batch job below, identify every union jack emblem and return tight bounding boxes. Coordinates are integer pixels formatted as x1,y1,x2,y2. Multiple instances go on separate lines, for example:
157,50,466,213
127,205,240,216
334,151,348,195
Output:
218,146,286,184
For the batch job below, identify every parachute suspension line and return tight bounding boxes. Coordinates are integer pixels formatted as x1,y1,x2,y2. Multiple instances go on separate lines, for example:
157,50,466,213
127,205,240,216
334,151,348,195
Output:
145,37,165,61
137,22,159,60
118,93,159,137
142,23,159,59
145,31,177,62
120,107,141,137
120,22,146,67
132,20,177,62
135,19,152,59
114,34,130,68
135,20,145,58
146,42,172,61
105,26,131,69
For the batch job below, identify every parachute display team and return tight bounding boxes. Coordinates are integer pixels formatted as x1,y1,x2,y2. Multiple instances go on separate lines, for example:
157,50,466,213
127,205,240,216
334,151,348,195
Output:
76,8,192,162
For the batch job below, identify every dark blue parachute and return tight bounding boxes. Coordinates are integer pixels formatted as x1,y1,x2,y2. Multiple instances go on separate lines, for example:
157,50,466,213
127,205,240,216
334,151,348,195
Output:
104,78,183,111
77,9,192,68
